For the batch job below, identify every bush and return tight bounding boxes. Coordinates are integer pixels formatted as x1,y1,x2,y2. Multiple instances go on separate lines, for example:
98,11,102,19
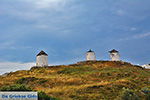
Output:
119,88,140,100
57,66,94,75
16,77,38,84
38,91,59,100
0,85,58,100
141,87,150,100
0,84,32,91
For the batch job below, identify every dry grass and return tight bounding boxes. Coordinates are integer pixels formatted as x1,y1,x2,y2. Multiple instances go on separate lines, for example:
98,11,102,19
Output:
0,61,150,100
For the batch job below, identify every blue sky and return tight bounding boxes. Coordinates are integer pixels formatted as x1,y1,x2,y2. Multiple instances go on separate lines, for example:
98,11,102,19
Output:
0,0,150,74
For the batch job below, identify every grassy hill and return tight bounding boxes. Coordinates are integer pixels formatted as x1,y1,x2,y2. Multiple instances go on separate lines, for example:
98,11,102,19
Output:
0,61,150,100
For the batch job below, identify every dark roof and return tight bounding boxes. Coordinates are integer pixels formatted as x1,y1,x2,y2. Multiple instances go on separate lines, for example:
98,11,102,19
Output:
37,50,48,56
87,49,94,52
109,49,119,53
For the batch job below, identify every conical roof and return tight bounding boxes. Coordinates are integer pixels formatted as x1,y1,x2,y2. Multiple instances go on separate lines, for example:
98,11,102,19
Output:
87,49,94,52
109,49,119,53
37,50,48,56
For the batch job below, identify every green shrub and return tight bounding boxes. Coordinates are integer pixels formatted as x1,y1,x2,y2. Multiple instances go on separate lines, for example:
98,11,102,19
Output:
0,85,58,100
57,66,94,75
120,88,140,100
38,80,48,84
16,77,38,84
141,87,150,100
0,84,32,91
16,77,47,85
38,91,59,100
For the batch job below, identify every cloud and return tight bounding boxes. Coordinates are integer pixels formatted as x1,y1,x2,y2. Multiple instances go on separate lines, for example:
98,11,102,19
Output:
0,62,35,75
130,27,137,31
0,60,79,75
0,41,32,50
0,0,72,20
30,0,68,9
119,32,150,41
1,0,150,66
116,9,125,16
0,0,80,38
35,24,49,29
0,41,15,50
133,33,150,39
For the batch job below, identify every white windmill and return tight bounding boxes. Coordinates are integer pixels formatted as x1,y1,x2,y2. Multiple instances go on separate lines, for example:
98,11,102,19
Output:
36,50,48,67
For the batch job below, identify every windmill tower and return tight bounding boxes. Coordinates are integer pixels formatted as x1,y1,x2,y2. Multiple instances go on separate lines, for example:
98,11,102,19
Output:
86,49,96,61
36,50,48,67
109,49,120,61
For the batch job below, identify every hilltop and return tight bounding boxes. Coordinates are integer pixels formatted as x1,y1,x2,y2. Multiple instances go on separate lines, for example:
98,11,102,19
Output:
0,61,150,100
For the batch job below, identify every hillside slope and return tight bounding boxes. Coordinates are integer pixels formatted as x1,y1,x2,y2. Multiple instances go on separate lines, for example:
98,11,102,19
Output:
0,61,150,100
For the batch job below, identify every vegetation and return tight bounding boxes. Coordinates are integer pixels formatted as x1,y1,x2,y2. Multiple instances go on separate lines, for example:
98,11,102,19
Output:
0,61,150,100
38,91,59,100
119,88,140,100
0,84,58,100
0,84,32,91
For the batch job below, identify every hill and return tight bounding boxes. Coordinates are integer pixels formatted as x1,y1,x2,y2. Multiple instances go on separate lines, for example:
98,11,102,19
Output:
0,61,150,100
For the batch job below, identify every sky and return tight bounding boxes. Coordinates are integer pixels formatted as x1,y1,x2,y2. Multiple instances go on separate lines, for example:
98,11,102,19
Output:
0,0,150,74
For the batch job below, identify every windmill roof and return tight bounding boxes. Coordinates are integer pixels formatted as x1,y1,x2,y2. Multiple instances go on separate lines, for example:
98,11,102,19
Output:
37,50,48,56
87,49,94,52
109,49,119,53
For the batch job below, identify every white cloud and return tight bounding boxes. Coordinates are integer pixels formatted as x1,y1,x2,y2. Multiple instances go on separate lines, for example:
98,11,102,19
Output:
0,0,72,20
0,41,15,50
0,62,35,75
30,0,68,9
130,27,137,31
35,24,49,29
0,41,32,50
133,33,150,39
116,9,125,16
0,60,78,75
119,32,150,41
0,0,79,38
